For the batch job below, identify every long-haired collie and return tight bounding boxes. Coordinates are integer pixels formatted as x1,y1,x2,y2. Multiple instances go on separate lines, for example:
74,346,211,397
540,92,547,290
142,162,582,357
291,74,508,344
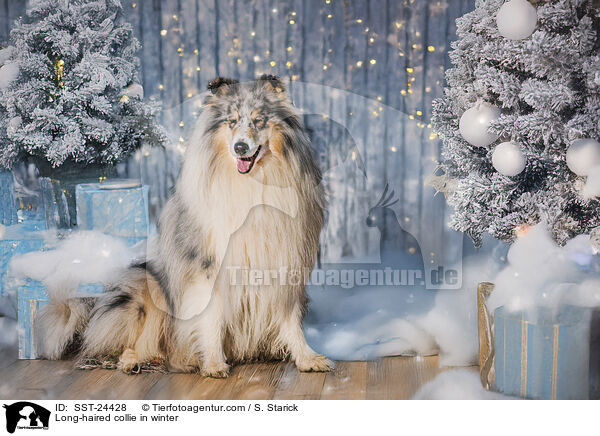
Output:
38,75,333,377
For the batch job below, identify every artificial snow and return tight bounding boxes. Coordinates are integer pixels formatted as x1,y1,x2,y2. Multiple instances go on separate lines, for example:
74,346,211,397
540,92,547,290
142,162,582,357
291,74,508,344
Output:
488,223,600,313
9,231,145,299
305,244,504,365
412,369,513,400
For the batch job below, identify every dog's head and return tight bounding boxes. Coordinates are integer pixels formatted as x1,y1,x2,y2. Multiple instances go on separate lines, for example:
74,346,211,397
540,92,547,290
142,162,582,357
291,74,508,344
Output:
204,75,301,175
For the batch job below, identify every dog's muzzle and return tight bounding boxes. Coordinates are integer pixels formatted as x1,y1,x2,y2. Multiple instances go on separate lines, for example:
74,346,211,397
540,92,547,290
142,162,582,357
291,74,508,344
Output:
235,145,262,174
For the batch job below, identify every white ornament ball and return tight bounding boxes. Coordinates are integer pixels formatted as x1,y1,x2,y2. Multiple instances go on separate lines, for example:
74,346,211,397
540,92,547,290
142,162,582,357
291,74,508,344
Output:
0,62,19,89
123,83,144,99
492,142,526,176
566,138,600,176
7,116,21,133
497,0,537,40
459,103,501,147
0,46,14,67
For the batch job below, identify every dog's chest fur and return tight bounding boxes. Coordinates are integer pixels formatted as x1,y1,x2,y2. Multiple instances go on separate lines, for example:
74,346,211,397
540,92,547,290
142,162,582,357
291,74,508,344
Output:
184,171,309,359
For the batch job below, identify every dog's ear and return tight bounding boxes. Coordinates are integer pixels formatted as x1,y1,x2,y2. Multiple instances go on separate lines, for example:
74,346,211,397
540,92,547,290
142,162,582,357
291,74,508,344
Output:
256,74,286,97
207,77,239,96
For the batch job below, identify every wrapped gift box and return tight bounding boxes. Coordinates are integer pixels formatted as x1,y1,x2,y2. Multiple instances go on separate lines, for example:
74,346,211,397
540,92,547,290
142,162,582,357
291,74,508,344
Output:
0,226,50,298
16,208,47,232
3,173,70,231
494,305,600,399
38,177,70,229
18,280,104,359
0,170,17,226
76,180,149,238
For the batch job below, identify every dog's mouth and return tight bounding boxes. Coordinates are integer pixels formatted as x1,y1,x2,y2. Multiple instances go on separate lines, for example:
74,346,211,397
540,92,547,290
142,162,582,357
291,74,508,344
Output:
236,145,262,174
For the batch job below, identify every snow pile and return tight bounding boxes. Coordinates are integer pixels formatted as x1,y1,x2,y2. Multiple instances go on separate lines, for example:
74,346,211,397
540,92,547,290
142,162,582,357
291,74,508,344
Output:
488,223,600,313
412,369,513,400
413,254,498,366
305,244,505,365
305,284,438,360
9,231,145,298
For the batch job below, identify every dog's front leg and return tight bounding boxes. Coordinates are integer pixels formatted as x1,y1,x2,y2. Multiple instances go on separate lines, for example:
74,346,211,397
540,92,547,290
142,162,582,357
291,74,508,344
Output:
279,303,334,372
174,277,230,377
197,297,230,378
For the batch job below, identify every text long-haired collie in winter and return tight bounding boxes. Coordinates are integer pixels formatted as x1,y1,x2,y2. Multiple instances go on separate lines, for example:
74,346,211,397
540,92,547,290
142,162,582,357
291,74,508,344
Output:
38,75,333,377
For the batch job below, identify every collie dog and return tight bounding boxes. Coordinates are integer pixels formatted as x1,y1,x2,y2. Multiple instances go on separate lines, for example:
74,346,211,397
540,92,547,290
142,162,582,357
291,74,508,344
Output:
38,75,333,377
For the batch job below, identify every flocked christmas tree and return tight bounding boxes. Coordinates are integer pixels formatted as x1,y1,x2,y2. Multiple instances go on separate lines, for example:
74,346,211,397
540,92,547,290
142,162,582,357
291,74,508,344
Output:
0,0,166,170
432,0,600,246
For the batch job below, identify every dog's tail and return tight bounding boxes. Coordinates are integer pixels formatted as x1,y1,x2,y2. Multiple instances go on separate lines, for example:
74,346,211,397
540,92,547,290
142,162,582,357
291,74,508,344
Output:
36,289,92,359
37,264,169,361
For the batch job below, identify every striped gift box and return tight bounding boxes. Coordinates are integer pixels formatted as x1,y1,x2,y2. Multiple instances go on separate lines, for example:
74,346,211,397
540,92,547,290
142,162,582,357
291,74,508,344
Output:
75,180,149,238
494,305,600,399
17,280,104,359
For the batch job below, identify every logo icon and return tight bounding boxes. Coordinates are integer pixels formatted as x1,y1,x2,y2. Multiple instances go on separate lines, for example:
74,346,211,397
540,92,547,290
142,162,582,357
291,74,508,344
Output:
2,402,50,433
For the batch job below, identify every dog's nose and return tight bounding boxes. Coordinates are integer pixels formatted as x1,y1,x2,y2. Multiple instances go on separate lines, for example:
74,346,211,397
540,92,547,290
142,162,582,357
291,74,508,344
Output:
234,142,249,156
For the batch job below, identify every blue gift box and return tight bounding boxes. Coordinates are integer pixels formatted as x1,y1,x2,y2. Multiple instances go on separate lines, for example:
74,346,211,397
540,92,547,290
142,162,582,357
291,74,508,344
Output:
76,180,149,238
16,209,47,232
494,305,600,399
0,226,50,298
0,170,18,226
17,280,104,359
2,172,69,231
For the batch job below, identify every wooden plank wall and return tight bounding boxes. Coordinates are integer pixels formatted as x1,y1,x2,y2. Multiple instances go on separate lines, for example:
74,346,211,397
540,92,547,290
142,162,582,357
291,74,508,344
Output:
0,0,475,270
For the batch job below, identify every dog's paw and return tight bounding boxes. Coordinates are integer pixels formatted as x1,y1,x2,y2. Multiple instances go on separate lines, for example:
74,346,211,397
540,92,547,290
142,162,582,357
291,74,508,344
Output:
167,356,202,373
201,361,231,378
118,349,141,374
296,354,335,372
171,364,201,374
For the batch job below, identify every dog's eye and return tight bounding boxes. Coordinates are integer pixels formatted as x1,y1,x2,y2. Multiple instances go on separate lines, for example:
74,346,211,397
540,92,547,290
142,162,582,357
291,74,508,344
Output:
227,117,237,127
253,117,265,128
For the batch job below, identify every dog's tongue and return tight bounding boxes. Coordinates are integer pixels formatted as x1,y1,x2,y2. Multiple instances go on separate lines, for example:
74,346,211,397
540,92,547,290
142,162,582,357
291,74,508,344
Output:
237,158,252,173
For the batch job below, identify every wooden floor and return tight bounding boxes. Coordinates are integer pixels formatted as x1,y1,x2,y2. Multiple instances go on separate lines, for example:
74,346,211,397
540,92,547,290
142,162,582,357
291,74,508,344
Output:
0,351,462,400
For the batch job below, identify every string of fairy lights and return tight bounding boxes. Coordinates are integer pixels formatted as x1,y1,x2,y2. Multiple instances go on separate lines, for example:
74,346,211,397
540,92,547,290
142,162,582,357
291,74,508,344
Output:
127,0,454,264
131,0,450,155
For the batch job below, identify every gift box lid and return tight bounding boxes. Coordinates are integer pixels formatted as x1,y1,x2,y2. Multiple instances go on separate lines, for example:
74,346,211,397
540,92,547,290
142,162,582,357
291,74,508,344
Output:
495,305,592,327
76,179,142,191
